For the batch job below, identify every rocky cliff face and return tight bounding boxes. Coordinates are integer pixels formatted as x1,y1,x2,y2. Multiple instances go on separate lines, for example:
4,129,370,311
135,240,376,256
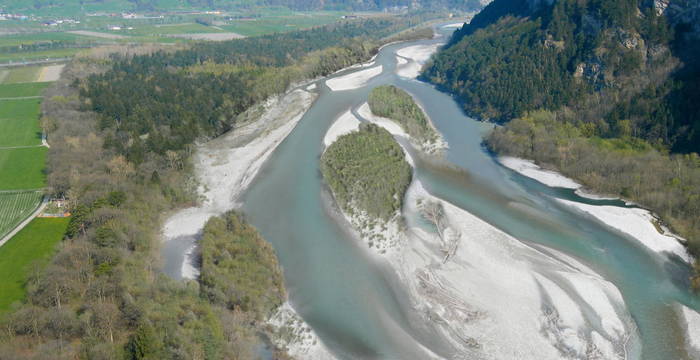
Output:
425,0,700,152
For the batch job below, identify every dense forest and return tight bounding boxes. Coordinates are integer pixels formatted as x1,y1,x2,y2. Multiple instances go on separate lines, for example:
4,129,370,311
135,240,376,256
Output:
82,16,433,161
199,211,285,320
368,85,437,143
321,123,412,222
0,62,284,359
487,111,700,288
0,15,433,359
423,0,700,287
425,0,699,153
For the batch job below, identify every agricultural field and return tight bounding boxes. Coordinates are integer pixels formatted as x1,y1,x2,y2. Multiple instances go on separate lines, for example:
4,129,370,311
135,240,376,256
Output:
0,147,48,190
0,81,50,96
0,65,44,83
0,11,348,64
219,12,343,36
0,64,61,312
0,0,185,17
108,22,225,36
0,47,81,63
0,81,48,191
0,191,43,240
0,97,41,121
0,217,69,312
0,98,43,146
0,31,92,47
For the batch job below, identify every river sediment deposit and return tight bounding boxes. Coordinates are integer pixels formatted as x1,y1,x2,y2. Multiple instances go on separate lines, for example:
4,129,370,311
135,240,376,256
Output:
162,23,700,360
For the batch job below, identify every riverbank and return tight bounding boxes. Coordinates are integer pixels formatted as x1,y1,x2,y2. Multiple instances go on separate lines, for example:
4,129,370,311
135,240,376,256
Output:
498,156,693,264
325,64,383,91
680,304,700,358
358,101,447,155
160,86,335,358
322,110,360,148
269,302,337,359
163,88,316,272
321,99,637,359
395,179,635,359
396,43,440,79
321,93,448,255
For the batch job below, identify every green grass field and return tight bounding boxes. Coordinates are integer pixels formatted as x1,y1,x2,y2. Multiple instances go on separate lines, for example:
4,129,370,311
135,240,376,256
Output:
0,66,43,83
0,98,42,147
0,147,47,190
0,48,81,63
0,217,69,312
0,0,185,17
0,97,42,119
0,116,42,147
0,191,43,240
0,32,91,47
111,22,225,36
0,81,49,96
220,13,343,36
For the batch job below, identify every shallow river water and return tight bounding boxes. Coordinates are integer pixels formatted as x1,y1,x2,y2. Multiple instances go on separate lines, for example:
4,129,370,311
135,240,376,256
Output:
229,26,698,359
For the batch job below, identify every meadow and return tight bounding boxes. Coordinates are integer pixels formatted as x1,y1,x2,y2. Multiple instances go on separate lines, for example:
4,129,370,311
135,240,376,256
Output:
0,48,81,63
0,81,50,96
0,98,43,146
0,32,91,47
220,12,343,36
0,64,56,315
0,10,348,64
0,217,69,312
0,148,47,190
0,65,45,83
109,22,225,36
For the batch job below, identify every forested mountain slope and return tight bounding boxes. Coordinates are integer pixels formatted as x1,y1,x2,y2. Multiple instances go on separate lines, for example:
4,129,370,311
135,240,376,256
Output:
426,0,699,153
423,0,700,288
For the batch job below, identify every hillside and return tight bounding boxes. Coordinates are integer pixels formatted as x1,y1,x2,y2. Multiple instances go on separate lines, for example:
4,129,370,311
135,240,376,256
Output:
425,0,699,153
423,0,700,288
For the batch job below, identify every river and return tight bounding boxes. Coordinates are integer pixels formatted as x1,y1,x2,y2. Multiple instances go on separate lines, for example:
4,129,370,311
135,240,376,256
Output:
168,24,700,359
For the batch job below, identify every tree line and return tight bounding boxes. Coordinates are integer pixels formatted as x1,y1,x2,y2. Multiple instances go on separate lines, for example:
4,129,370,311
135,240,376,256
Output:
82,16,434,161
423,0,700,288
487,110,700,289
0,15,435,359
424,0,699,154
368,85,437,143
321,123,412,222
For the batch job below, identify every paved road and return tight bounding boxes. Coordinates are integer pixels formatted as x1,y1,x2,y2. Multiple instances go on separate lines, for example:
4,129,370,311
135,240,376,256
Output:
0,144,46,150
0,58,71,67
0,96,43,100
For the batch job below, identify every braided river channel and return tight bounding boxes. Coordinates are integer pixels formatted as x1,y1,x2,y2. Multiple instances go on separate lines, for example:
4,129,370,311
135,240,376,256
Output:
168,24,700,360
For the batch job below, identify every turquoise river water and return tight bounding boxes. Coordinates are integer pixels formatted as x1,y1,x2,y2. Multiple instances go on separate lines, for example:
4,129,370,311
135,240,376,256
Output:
213,25,699,359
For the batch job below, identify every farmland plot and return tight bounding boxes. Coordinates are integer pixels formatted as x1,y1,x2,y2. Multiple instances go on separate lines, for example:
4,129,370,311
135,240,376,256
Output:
0,98,43,147
0,191,43,239
0,217,69,311
0,147,47,189
0,81,49,97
